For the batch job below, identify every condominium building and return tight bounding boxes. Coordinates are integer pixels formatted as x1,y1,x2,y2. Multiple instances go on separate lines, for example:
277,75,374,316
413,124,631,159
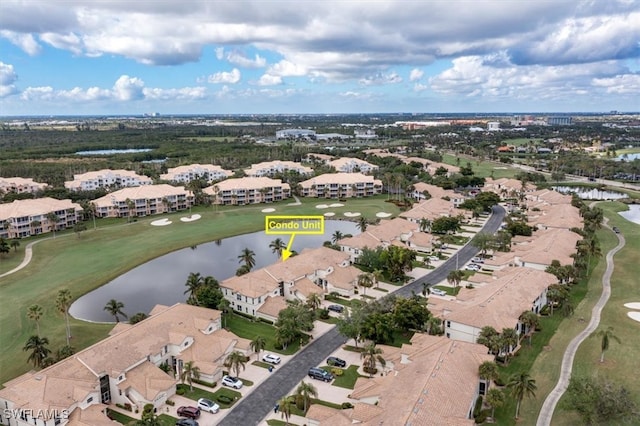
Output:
300,173,382,198
0,177,49,195
160,163,232,184
0,303,251,426
244,160,313,178
92,184,193,218
203,177,290,205
328,157,379,174
0,198,83,239
64,169,152,191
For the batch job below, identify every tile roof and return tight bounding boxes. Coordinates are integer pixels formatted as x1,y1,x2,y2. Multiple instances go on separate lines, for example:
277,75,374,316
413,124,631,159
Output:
160,164,232,180
117,361,176,401
0,197,82,221
300,172,382,187
338,217,417,249
93,184,190,208
244,160,313,175
400,197,467,220
204,176,290,192
527,203,583,229
66,403,112,426
257,296,288,319
221,268,280,298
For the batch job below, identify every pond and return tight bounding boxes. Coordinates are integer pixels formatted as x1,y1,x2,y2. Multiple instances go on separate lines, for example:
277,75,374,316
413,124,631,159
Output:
553,186,628,200
616,153,640,161
75,148,152,155
619,204,640,225
70,220,359,322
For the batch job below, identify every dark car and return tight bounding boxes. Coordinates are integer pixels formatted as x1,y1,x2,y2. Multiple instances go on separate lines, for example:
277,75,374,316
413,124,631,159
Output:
308,367,334,382
176,419,199,426
327,356,347,368
613,226,620,234
177,406,200,419
327,304,344,313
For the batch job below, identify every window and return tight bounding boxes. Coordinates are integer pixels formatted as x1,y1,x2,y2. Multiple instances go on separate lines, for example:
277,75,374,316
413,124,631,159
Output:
446,321,451,328
87,396,94,403
236,294,242,301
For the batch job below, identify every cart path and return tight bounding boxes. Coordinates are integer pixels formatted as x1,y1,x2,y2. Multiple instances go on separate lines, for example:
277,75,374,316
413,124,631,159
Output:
536,219,625,426
0,239,48,279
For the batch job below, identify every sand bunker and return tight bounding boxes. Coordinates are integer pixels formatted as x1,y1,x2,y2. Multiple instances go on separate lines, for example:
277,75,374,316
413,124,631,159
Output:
376,212,392,218
261,208,276,213
315,204,329,209
329,203,344,207
324,212,335,217
344,212,361,217
180,214,202,222
628,312,640,323
624,302,640,310
151,218,172,226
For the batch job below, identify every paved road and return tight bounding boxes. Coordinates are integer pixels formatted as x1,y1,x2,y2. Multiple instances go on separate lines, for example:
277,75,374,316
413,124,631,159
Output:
536,219,626,426
219,205,506,426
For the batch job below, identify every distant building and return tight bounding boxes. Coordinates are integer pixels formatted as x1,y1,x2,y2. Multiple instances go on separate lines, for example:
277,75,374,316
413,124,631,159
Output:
328,157,379,174
354,128,377,139
65,169,152,191
203,177,290,205
547,116,572,126
92,184,193,218
0,177,49,195
160,164,232,184
487,121,501,131
276,128,316,139
300,173,382,198
244,161,313,178
0,197,83,239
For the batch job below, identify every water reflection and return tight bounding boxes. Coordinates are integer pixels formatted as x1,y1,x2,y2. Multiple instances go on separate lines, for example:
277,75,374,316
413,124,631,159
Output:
619,204,640,225
70,220,358,322
553,186,628,200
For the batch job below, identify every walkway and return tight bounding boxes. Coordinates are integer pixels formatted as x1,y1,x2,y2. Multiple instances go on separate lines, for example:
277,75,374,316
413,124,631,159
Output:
0,239,47,279
536,219,625,426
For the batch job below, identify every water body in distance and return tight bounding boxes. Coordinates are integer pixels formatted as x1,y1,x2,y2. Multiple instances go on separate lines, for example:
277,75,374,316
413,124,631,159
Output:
75,148,152,155
70,220,358,322
553,186,628,200
619,204,640,225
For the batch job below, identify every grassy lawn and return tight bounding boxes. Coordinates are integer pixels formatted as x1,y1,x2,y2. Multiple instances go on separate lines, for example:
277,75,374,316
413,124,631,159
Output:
224,312,305,355
330,364,363,389
176,383,242,409
0,196,398,386
441,153,520,179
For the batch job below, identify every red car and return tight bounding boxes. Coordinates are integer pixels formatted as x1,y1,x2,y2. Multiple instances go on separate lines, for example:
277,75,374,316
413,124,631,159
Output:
177,406,201,419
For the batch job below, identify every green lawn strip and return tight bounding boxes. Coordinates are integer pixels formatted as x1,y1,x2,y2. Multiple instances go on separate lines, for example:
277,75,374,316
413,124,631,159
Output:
267,420,301,426
440,153,520,179
176,383,242,409
106,408,136,425
224,313,301,355
0,245,27,275
330,364,363,389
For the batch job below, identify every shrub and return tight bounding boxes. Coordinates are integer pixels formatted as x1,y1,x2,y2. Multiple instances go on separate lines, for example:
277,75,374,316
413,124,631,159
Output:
166,400,175,406
341,402,353,409
192,378,216,388
217,395,233,404
176,388,185,396
258,317,274,325
123,403,132,412
331,368,344,377
143,403,154,414
475,409,488,424
473,396,483,418
318,308,330,320
363,366,378,375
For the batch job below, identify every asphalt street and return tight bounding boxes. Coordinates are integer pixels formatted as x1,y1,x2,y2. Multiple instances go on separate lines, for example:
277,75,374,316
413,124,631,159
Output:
219,204,506,426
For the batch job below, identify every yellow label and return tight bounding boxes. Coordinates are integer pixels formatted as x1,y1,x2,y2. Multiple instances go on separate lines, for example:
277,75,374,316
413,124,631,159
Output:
265,215,325,235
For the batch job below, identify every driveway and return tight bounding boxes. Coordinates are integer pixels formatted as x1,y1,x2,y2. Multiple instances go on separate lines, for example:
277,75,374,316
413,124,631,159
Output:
217,204,506,426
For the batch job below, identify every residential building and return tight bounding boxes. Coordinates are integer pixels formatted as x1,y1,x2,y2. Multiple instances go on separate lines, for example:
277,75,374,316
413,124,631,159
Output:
300,173,382,198
402,157,460,176
354,129,377,139
244,160,312,178
547,116,572,125
400,197,469,223
307,334,493,425
0,198,82,239
483,178,533,197
487,121,501,131
338,218,418,261
527,202,583,230
305,153,334,164
64,169,152,191
328,158,379,174
203,177,290,205
428,267,557,345
220,247,359,321
160,163,232,184
409,182,465,206
0,303,251,426
92,184,193,218
276,128,316,139
0,177,48,195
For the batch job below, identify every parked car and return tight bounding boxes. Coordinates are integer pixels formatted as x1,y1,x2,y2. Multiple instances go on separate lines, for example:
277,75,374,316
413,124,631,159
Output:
471,257,484,263
308,367,334,382
327,304,344,313
327,356,347,367
262,353,282,364
197,398,220,414
465,264,480,271
221,375,243,389
613,226,620,234
430,288,447,296
176,419,199,426
176,406,200,419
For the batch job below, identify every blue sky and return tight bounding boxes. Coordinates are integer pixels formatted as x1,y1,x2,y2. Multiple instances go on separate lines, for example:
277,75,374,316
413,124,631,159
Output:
0,0,639,115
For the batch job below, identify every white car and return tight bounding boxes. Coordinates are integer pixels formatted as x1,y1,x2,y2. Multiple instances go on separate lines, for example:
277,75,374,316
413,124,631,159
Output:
465,263,481,271
262,353,281,364
221,375,243,389
197,398,219,414
430,288,447,296
471,257,484,263
427,256,439,262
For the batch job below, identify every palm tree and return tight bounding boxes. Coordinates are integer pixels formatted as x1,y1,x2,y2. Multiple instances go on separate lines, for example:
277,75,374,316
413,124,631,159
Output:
419,218,431,233
446,269,464,289
250,336,266,360
218,298,231,328
426,316,442,335
223,350,247,378
507,372,537,419
471,232,493,256
357,216,368,232
500,328,519,361
184,272,203,304
45,212,60,238
295,381,318,413
485,388,505,421
518,311,539,346
10,238,20,252
27,304,43,337
479,361,500,385
103,299,127,322
306,292,322,311
331,230,344,244
372,269,384,289
180,360,200,392
595,326,621,363
360,343,385,377
55,289,73,346
238,248,256,270
278,396,294,425
269,238,286,258
357,273,374,295
23,335,51,368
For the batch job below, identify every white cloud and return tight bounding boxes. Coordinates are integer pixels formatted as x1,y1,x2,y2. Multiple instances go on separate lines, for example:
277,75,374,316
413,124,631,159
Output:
409,68,424,82
413,82,428,92
0,62,19,97
0,30,40,55
207,68,241,84
215,47,225,60
143,86,207,100
592,74,640,94
359,72,402,86
266,60,307,77
257,74,282,86
226,51,266,68
40,32,83,55
113,75,145,101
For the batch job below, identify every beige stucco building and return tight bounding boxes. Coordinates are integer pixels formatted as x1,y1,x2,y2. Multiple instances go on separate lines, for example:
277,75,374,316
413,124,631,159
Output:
0,198,83,239
300,173,382,198
203,177,290,205
0,177,49,195
160,163,232,184
92,184,193,218
64,169,152,191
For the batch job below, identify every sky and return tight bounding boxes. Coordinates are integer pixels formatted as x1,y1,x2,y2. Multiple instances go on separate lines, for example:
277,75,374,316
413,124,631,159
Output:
0,0,639,116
